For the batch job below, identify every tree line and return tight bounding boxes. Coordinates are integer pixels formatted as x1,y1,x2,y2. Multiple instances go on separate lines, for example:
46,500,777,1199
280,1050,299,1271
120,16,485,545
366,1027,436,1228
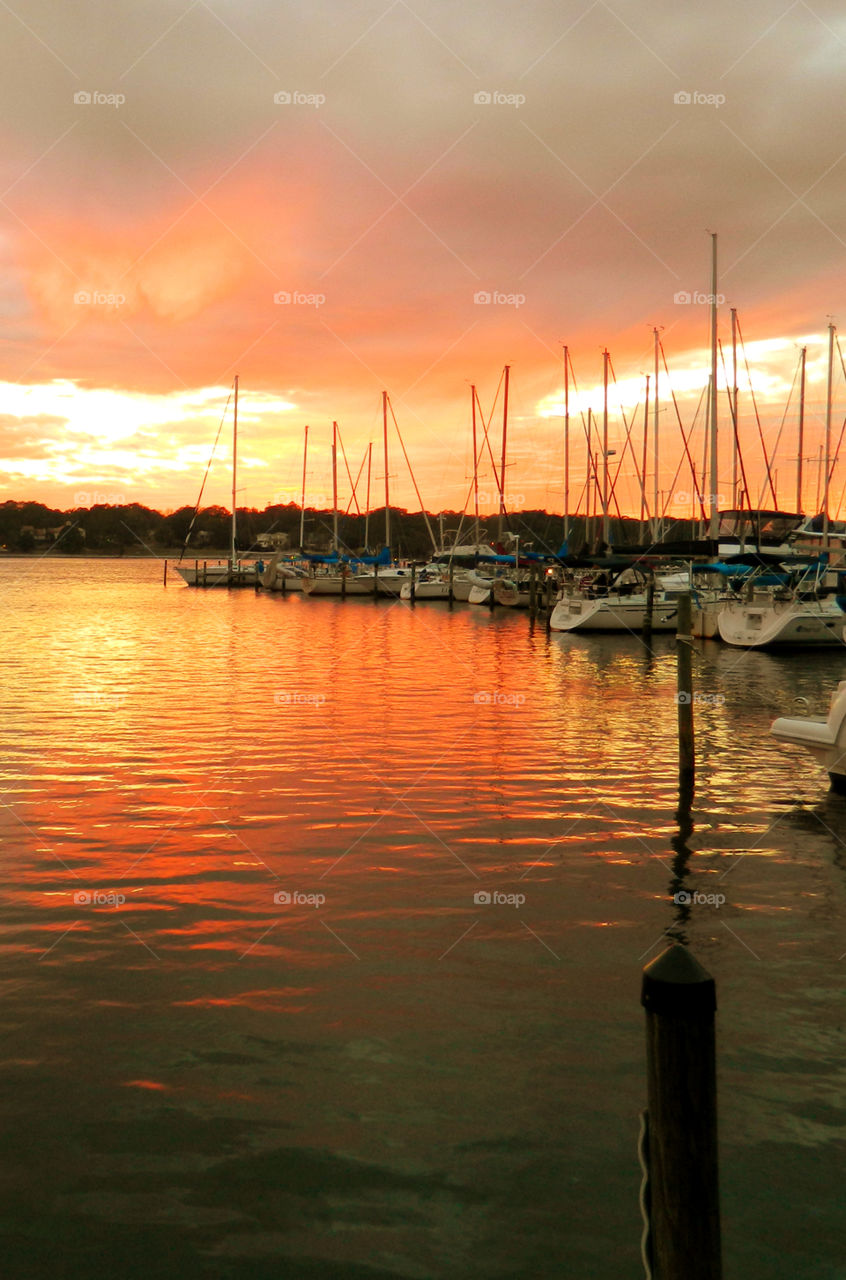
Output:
0,498,694,559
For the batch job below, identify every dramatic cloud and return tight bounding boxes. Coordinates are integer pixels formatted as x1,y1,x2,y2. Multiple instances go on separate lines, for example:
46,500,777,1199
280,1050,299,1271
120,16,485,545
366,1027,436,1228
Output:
2,0,846,516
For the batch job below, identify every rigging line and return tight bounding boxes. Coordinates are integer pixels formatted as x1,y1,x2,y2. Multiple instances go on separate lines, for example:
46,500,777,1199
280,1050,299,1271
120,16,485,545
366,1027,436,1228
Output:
659,341,707,522
753,348,799,509
178,385,233,564
334,423,361,516
735,315,777,507
718,339,753,514
661,382,707,521
607,354,647,516
387,395,438,551
474,385,503,500
344,445,369,517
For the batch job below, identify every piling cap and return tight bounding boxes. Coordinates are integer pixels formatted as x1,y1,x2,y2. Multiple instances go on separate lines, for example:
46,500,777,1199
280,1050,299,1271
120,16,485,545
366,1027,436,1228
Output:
641,944,717,1017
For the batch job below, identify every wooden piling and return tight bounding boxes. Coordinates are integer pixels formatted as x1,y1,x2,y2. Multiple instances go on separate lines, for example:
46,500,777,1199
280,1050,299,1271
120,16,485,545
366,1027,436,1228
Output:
163,559,168,586
373,562,379,599
410,563,416,603
676,593,695,796
341,564,347,600
641,945,721,1279
448,558,454,604
529,567,537,618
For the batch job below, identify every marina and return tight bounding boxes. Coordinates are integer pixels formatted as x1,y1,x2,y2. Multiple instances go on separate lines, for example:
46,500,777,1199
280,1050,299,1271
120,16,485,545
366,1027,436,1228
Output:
2,559,846,1277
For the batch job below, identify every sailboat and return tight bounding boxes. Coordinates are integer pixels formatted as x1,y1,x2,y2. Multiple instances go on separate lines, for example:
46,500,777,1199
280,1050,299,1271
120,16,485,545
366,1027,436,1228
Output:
176,375,258,587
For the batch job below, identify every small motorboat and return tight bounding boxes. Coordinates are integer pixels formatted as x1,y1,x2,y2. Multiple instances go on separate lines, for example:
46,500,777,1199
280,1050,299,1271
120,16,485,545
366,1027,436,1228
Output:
771,681,846,794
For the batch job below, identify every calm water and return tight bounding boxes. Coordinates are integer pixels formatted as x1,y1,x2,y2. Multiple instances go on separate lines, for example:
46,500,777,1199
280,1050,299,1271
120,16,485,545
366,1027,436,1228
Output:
1,559,845,1279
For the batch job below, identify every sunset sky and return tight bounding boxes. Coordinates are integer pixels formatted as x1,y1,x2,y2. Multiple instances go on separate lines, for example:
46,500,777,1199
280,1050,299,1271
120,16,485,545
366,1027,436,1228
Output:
3,0,846,522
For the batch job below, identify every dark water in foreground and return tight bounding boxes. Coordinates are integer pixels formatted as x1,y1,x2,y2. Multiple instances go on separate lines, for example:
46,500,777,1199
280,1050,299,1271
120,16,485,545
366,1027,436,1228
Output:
1,560,845,1279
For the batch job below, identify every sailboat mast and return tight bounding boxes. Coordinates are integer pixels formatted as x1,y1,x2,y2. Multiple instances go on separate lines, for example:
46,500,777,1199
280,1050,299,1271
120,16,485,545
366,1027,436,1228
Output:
641,374,650,526
365,442,372,550
653,327,660,541
708,233,719,539
498,365,510,542
824,323,834,548
332,420,339,553
471,384,480,544
602,349,609,546
797,347,806,514
563,348,570,544
299,423,309,548
730,308,738,506
382,391,390,551
231,373,238,567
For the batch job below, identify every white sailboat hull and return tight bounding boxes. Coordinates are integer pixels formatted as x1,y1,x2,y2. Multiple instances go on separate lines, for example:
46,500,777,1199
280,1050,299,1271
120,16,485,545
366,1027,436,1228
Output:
717,598,846,647
771,680,846,791
301,575,381,597
549,594,680,632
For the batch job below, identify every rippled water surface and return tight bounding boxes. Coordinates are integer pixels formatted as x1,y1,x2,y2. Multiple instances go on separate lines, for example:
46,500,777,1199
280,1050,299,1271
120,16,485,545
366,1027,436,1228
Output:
1,559,845,1278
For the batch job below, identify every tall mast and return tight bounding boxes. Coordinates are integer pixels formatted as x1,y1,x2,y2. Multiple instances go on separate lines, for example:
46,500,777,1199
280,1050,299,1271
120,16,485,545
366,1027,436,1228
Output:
602,348,609,546
231,373,238,567
498,365,510,542
299,423,309,548
365,442,372,550
641,373,650,526
471,384,480,545
824,322,835,548
586,408,593,549
797,346,806,514
332,420,339,553
708,233,719,539
653,327,660,541
563,348,570,544
730,308,738,508
382,391,390,551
